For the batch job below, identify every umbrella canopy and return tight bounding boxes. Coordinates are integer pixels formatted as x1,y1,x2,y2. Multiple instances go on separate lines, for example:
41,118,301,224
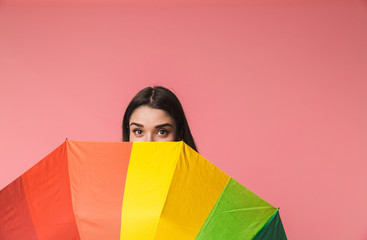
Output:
0,140,287,239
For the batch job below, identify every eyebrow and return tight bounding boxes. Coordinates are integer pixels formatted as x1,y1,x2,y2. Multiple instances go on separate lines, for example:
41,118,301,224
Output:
155,123,174,129
129,122,174,128
130,122,143,127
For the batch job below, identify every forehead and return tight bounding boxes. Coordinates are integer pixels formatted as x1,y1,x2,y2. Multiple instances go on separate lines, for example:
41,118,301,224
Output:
129,106,175,125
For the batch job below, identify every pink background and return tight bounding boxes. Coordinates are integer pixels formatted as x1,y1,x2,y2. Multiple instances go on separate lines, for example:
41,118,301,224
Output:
1,0,367,239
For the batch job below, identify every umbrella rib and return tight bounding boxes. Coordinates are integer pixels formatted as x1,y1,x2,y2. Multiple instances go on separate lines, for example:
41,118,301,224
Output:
219,206,275,213
151,141,183,239
196,177,231,238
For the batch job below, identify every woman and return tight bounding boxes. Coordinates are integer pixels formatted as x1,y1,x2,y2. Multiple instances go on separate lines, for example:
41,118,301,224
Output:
122,86,198,152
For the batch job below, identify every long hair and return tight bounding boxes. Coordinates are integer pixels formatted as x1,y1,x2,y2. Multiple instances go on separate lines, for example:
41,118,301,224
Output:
122,86,197,152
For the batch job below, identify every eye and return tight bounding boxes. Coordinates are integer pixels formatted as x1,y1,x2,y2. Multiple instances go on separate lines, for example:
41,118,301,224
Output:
132,129,143,135
157,129,169,135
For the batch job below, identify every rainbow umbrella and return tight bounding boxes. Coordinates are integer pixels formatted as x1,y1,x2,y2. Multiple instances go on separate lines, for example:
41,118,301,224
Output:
0,140,287,239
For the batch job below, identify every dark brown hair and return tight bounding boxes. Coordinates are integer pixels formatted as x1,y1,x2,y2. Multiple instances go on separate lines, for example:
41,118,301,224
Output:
122,86,197,152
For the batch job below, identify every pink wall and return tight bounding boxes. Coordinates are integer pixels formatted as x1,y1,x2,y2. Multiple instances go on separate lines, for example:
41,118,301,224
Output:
1,1,367,239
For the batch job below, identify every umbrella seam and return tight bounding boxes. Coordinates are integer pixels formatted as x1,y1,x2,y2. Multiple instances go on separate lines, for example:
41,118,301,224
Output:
251,209,279,240
21,174,40,240
65,140,82,240
150,141,183,239
195,177,231,239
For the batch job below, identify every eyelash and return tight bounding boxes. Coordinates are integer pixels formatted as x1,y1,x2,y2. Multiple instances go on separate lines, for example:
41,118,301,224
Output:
132,129,143,135
131,128,170,136
157,129,169,135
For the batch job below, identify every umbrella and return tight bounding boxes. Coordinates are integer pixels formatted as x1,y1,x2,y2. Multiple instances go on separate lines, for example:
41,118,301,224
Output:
0,140,287,239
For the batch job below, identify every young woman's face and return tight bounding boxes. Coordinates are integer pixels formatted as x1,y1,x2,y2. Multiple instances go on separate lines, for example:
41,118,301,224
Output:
129,105,177,142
